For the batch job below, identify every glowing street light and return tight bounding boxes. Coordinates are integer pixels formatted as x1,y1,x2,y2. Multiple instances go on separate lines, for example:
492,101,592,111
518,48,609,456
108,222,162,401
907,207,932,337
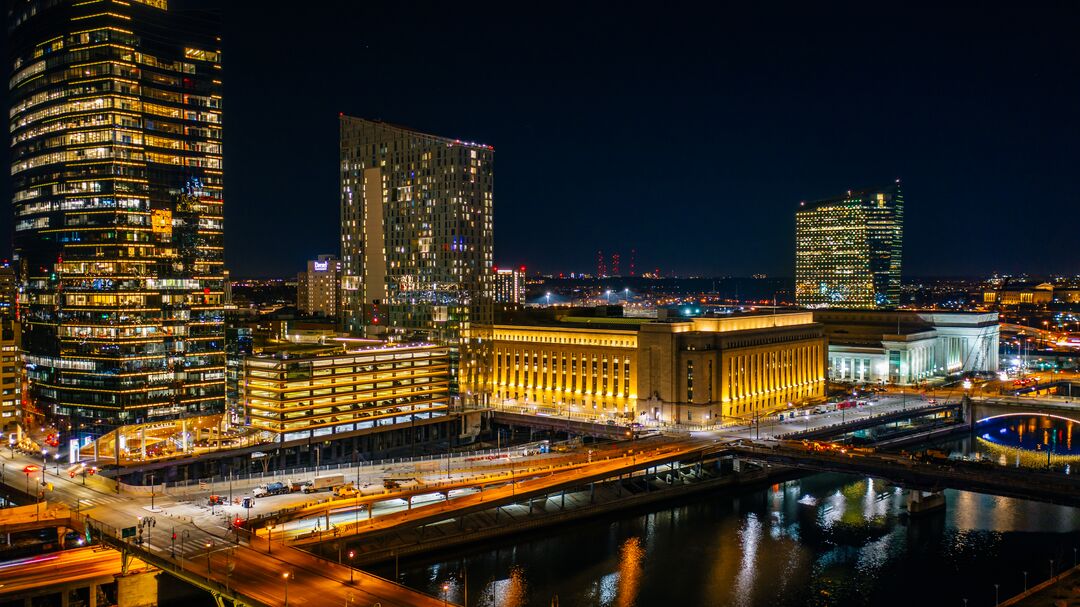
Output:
282,572,291,607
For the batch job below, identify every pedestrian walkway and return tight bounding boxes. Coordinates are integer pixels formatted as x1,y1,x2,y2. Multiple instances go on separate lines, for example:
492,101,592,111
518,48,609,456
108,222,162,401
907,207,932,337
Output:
996,564,1079,606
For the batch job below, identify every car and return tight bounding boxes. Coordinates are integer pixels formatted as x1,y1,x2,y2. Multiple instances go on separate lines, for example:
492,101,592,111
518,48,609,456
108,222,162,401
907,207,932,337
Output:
605,419,617,426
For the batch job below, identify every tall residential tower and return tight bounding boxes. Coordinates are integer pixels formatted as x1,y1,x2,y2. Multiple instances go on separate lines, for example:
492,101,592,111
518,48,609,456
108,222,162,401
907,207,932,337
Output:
795,182,904,309
339,117,494,392
8,0,225,436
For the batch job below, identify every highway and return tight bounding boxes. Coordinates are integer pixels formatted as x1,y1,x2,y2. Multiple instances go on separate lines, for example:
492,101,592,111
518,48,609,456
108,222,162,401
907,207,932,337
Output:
0,547,148,596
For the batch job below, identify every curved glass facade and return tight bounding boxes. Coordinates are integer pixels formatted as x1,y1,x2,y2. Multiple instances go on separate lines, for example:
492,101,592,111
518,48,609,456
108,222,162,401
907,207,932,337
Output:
8,0,225,435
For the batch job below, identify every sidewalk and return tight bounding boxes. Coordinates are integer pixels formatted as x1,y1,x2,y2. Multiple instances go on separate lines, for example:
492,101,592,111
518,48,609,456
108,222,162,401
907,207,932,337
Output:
1003,565,1080,606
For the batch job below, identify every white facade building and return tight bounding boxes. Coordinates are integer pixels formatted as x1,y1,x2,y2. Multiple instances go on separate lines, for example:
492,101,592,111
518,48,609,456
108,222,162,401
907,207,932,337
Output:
814,310,999,385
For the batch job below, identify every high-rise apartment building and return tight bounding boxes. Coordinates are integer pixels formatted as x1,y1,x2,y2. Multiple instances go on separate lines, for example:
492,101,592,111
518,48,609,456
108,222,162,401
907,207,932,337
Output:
339,117,494,393
795,182,904,309
297,254,342,317
494,267,525,305
8,0,225,436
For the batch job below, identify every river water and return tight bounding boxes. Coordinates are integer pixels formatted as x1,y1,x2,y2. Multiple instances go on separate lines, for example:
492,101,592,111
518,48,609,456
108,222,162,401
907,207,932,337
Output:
380,414,1080,607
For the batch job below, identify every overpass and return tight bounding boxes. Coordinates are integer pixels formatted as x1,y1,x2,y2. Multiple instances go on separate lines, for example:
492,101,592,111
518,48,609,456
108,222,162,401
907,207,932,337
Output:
0,546,156,607
779,402,962,441
730,443,1080,507
0,475,457,607
280,438,708,547
285,433,1080,561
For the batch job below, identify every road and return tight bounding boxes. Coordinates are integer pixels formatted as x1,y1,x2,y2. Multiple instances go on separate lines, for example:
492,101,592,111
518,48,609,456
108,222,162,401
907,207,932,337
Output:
0,547,148,596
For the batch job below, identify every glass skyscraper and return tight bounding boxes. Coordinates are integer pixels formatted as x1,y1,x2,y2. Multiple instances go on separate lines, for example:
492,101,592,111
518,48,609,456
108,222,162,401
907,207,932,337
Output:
8,0,225,436
795,182,904,309
339,117,495,394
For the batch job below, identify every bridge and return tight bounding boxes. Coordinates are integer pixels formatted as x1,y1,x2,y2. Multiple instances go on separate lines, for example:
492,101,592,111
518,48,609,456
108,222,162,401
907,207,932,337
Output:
730,443,1080,507
277,433,1080,564
779,402,962,441
0,475,457,607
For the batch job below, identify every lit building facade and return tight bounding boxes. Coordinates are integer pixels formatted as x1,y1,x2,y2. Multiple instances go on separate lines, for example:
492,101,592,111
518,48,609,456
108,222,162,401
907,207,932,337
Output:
241,342,450,442
482,311,826,425
815,310,999,385
796,183,904,309
340,119,493,337
297,254,342,317
8,0,226,435
0,264,17,319
0,320,24,432
494,267,525,305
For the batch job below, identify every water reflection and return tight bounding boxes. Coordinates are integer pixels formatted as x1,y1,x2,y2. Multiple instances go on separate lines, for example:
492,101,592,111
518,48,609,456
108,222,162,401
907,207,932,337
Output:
952,414,1080,470
385,472,1080,607
616,537,644,607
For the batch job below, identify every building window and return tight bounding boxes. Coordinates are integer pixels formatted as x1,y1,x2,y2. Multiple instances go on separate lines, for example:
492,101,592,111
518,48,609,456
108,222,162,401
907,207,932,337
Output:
686,360,694,402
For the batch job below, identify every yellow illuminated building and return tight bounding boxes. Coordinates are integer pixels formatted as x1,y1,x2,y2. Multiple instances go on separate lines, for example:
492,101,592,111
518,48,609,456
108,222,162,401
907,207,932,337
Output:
481,311,827,425
242,343,451,441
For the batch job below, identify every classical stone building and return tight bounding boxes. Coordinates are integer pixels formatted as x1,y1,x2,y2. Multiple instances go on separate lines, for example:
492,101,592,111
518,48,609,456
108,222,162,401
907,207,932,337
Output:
815,310,999,385
481,310,827,425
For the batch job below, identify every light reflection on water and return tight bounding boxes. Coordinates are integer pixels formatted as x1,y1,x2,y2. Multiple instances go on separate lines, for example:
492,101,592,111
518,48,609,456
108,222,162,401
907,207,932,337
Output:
384,473,1080,607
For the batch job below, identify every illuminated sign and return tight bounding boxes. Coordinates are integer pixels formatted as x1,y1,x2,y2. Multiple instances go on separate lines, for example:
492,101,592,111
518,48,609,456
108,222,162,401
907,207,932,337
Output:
314,261,329,272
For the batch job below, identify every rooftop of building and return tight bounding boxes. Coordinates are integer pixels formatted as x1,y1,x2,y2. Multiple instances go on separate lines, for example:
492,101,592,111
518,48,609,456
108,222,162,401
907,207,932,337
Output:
339,115,494,150
797,181,902,212
812,309,999,336
490,305,817,334
250,338,444,361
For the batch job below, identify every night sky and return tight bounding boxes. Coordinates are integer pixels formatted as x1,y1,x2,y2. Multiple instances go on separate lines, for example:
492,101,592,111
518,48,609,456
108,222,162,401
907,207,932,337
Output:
4,2,1080,278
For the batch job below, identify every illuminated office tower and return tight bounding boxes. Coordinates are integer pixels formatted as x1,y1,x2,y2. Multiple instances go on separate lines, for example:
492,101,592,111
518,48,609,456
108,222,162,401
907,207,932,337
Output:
795,182,904,309
8,0,225,436
340,117,494,391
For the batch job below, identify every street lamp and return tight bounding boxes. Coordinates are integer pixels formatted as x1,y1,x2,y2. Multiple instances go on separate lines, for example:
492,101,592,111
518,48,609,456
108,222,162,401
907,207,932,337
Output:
148,473,156,511
40,449,47,494
205,541,213,574
442,582,450,607
282,572,290,607
1023,570,1028,593
267,524,274,554
348,550,355,584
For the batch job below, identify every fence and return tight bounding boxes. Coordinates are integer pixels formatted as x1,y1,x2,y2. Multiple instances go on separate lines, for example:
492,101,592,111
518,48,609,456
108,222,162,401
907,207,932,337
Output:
163,440,557,494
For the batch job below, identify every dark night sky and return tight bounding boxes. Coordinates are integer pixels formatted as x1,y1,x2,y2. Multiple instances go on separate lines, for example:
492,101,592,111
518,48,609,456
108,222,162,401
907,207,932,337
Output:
4,1,1080,278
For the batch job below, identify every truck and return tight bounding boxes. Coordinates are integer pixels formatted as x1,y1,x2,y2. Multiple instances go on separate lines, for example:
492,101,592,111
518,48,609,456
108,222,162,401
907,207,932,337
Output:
302,474,345,493
253,481,289,497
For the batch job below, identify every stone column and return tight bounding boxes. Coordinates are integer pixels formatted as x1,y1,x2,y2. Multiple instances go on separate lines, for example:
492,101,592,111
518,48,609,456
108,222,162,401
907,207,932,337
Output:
116,570,159,607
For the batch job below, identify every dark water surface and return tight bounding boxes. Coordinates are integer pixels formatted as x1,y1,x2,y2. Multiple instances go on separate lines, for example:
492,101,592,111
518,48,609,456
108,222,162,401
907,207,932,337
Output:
378,472,1080,607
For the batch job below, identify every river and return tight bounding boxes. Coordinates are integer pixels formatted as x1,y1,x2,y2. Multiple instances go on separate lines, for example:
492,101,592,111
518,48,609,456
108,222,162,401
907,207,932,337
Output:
378,414,1080,607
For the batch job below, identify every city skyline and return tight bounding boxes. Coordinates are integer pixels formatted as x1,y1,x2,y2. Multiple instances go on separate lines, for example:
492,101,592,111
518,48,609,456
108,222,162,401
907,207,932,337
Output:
3,1,1080,279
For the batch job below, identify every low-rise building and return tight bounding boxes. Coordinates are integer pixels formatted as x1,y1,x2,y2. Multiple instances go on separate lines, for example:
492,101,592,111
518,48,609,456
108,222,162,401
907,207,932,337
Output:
815,310,999,385
0,319,22,432
242,341,450,442
480,310,826,425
